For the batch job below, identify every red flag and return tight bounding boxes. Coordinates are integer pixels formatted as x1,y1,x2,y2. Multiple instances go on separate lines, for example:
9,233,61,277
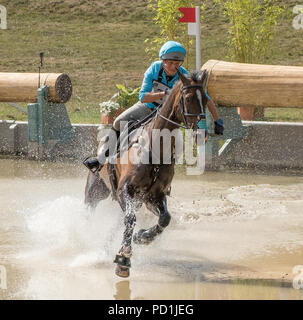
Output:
178,7,196,23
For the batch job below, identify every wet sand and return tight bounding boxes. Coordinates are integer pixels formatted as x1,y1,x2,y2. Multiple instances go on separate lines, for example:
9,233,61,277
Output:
0,158,303,300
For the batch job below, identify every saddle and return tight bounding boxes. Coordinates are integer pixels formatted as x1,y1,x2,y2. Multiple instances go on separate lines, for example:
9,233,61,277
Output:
113,108,157,159
107,108,157,199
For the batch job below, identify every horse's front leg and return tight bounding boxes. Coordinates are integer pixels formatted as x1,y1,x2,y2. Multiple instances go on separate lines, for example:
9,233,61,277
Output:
133,196,171,245
114,184,140,278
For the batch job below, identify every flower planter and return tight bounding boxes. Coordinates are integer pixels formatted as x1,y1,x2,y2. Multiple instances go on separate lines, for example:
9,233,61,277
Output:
101,108,126,125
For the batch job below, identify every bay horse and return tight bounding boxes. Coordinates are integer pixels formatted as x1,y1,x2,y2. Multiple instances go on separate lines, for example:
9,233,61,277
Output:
84,71,209,277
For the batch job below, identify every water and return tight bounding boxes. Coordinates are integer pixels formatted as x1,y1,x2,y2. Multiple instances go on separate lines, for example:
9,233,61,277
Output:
0,158,303,300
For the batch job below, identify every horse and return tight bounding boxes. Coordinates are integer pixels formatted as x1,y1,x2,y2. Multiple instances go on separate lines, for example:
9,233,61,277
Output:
84,70,209,277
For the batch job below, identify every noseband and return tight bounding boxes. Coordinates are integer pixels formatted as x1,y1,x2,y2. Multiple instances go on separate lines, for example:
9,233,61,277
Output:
157,83,206,129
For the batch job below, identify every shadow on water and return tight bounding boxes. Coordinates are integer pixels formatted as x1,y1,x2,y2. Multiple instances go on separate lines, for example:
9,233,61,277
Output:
138,252,261,285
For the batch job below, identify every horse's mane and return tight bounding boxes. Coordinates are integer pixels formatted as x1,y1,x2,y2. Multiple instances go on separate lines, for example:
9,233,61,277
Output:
159,82,180,119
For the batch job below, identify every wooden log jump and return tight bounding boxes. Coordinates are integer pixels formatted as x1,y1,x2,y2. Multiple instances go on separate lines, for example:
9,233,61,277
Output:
202,60,303,109
0,73,72,103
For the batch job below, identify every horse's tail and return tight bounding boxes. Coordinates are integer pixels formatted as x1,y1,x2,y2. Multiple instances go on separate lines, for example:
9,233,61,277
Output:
84,170,111,209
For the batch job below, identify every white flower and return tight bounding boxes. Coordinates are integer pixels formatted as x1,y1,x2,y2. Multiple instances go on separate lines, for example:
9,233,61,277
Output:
99,93,121,115
99,101,120,116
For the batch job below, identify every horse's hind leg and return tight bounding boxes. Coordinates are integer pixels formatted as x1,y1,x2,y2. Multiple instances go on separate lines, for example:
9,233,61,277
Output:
84,171,110,210
114,184,140,278
133,196,171,245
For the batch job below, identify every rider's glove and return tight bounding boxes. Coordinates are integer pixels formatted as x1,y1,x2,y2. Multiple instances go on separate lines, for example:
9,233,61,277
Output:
214,118,224,135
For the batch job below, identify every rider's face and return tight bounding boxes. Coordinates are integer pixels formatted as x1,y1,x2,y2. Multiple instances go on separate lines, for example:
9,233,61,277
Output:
163,60,182,76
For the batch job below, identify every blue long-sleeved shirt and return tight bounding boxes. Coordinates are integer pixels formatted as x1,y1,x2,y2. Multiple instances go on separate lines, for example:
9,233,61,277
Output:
139,61,189,109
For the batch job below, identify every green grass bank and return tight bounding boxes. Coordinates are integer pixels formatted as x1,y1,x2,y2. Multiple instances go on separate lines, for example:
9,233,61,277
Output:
0,0,303,123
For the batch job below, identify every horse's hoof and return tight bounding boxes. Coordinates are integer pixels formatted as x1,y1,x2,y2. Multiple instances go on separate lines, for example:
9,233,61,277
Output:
115,265,130,278
113,252,131,277
133,229,152,245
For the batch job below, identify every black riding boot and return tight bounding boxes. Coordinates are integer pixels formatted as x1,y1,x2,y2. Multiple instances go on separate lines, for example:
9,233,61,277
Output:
83,127,119,173
83,157,102,173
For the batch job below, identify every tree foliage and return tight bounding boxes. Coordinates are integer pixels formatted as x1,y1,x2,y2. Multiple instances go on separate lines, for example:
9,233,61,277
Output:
145,0,206,68
215,0,285,63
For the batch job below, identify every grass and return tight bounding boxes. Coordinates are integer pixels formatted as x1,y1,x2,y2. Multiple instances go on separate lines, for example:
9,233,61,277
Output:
0,0,303,123
262,108,303,122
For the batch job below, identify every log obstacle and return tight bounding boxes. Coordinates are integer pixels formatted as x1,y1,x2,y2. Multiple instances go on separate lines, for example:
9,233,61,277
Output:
201,60,303,167
0,72,74,159
202,60,303,109
0,73,72,103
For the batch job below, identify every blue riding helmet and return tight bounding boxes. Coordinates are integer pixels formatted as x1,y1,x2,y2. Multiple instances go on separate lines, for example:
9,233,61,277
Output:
159,41,186,61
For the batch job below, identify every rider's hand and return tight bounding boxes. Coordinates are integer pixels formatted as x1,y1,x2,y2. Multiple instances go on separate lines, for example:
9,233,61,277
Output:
214,118,224,135
159,91,166,98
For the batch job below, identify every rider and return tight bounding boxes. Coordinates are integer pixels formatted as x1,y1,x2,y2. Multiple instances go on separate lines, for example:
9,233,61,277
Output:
83,40,224,172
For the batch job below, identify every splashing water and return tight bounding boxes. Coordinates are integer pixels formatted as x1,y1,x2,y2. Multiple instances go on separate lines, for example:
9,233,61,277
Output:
1,159,303,299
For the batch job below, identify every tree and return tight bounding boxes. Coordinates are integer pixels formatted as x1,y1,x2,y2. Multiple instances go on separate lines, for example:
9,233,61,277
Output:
145,0,206,69
214,0,285,119
214,0,285,63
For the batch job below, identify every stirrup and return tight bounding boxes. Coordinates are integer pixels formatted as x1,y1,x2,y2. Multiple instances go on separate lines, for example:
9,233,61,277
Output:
82,156,102,174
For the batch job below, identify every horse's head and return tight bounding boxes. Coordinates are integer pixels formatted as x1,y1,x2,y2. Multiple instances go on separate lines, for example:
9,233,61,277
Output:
175,70,208,131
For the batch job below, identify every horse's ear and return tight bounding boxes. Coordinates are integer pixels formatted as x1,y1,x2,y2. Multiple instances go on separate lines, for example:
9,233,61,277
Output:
177,70,191,86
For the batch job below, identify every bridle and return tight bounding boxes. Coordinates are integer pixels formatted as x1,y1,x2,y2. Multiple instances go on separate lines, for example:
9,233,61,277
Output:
157,83,206,130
